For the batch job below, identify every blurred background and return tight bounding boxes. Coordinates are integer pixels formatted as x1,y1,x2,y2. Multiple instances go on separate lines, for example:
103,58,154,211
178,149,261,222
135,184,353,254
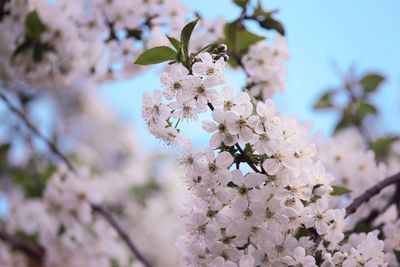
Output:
0,0,399,266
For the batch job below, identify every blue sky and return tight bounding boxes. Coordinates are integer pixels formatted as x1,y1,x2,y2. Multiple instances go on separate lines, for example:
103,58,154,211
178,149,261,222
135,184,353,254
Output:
100,0,400,149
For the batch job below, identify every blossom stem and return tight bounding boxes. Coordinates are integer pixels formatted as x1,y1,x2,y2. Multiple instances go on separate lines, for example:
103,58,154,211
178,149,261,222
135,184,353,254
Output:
207,102,262,173
92,204,153,267
0,227,45,262
0,92,76,173
345,171,400,217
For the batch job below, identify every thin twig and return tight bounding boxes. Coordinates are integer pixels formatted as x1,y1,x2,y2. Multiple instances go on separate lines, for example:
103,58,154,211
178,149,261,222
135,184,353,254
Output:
0,228,44,262
0,92,76,172
92,204,153,267
345,171,400,217
0,91,153,265
207,102,262,173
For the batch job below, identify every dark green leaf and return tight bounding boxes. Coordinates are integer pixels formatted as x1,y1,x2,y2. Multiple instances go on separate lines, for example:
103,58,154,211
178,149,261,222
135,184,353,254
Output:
233,0,247,8
295,227,313,239
176,47,185,63
25,10,46,40
370,137,399,160
223,21,264,66
126,29,142,40
57,224,66,236
0,144,10,171
110,258,120,267
11,39,33,59
254,2,267,16
259,17,285,36
309,195,321,203
12,163,56,198
134,46,177,65
359,73,384,93
395,250,400,264
166,35,181,50
335,108,353,133
356,102,377,119
131,178,161,206
33,42,43,62
352,220,371,233
180,19,199,54
330,186,352,196
15,231,39,247
313,91,336,109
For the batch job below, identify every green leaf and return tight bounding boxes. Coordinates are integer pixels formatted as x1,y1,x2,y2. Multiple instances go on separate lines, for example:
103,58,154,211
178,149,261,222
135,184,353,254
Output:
233,0,247,8
166,35,181,50
110,258,120,267
223,21,264,66
356,102,377,119
309,195,321,203
0,144,10,171
359,73,384,93
126,29,142,40
134,46,177,65
57,224,66,236
370,136,399,160
259,17,285,36
180,19,199,54
335,107,353,133
131,178,161,206
295,226,313,239
394,250,400,264
11,39,33,59
313,91,335,109
254,2,267,16
25,10,47,40
330,186,352,196
12,163,56,198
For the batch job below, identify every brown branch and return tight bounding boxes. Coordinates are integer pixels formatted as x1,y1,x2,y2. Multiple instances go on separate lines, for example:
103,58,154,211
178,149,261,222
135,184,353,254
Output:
345,171,400,217
0,92,154,265
0,228,44,262
207,102,262,174
0,92,76,172
91,204,153,267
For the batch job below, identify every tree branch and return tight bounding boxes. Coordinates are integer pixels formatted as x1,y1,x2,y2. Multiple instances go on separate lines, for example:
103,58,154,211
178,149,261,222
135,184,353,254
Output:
0,91,153,265
0,92,76,172
91,204,153,267
0,227,44,262
345,171,400,217
207,102,262,174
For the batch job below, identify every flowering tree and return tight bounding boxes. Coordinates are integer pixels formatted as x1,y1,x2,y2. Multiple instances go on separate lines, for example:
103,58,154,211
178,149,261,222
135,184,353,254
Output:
137,3,400,267
0,0,399,267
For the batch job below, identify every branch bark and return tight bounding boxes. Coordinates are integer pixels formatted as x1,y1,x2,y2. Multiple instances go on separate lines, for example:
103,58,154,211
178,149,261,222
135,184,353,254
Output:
92,204,153,267
0,92,76,172
0,228,44,263
207,102,262,174
345,171,400,217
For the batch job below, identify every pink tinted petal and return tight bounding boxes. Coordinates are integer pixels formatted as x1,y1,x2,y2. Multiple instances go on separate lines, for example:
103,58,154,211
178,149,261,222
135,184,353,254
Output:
202,120,217,132
216,151,233,168
245,173,265,187
262,159,280,175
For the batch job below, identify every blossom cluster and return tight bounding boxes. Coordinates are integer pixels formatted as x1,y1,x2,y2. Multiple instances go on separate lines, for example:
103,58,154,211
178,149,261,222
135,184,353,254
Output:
0,0,191,91
319,128,400,266
242,35,289,100
141,47,390,266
